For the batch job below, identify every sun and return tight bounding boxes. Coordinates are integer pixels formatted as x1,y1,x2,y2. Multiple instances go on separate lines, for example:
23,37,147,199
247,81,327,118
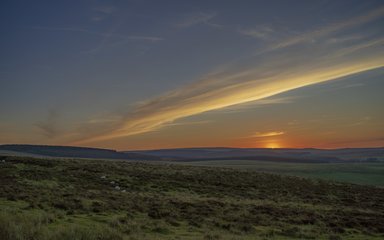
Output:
266,143,280,149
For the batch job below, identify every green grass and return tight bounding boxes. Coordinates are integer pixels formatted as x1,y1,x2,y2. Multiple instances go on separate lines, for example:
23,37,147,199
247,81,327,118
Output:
172,160,384,186
1,156,383,239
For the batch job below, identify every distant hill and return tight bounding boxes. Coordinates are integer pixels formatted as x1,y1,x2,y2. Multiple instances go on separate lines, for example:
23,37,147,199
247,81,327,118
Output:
0,144,159,160
1,144,383,163
127,147,384,163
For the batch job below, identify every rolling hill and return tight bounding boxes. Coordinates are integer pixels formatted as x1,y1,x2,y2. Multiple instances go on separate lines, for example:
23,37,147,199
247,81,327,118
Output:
1,144,383,163
0,144,159,160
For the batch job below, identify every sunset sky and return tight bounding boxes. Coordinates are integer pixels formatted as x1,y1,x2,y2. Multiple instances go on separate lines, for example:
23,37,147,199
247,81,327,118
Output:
1,0,383,150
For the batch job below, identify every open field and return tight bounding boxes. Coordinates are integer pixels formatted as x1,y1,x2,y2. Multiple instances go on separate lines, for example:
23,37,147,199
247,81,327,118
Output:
171,160,384,186
1,156,384,240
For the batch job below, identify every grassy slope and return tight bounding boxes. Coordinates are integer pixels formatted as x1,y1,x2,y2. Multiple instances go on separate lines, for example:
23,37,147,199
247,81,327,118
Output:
171,160,384,186
0,156,383,240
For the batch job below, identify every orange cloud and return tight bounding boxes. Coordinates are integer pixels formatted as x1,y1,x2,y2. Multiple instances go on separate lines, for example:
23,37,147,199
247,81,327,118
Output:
249,131,285,138
73,7,384,145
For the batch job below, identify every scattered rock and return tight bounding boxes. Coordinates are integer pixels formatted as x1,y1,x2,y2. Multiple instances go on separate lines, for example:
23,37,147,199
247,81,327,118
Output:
100,175,106,179
115,186,121,190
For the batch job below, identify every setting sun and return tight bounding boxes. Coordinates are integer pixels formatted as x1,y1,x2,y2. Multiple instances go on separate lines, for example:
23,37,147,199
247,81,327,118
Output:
266,143,281,149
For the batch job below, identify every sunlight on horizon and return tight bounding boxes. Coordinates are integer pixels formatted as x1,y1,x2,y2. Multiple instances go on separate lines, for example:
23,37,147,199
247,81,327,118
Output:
265,142,281,149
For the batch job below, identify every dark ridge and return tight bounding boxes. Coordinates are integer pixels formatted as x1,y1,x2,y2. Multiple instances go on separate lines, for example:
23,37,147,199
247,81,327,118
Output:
127,147,384,162
1,144,383,163
0,144,160,160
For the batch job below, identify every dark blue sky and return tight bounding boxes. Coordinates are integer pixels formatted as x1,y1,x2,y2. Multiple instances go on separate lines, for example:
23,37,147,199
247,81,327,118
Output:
1,0,383,149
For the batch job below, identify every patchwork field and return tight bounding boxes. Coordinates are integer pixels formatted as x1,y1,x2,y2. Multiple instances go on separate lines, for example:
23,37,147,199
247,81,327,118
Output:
1,156,384,240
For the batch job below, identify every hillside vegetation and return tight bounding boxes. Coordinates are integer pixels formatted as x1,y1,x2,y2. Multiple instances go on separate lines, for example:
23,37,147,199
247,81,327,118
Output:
173,160,384,186
0,156,383,240
0,145,158,160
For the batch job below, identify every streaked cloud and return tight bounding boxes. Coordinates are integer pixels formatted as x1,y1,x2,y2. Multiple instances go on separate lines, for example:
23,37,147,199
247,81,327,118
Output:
248,131,285,138
73,7,384,144
94,5,116,15
86,117,120,124
35,109,60,138
348,116,372,127
32,26,164,42
123,36,164,42
91,5,117,22
239,26,274,40
33,25,163,54
176,12,218,28
327,35,364,44
210,96,296,114
327,83,366,92
156,120,213,130
268,6,384,51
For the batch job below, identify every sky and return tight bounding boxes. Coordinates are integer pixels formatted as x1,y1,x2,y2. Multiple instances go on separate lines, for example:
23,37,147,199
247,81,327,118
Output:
0,0,383,150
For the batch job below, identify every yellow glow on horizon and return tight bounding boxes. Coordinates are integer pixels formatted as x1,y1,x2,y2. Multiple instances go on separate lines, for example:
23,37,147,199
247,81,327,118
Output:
266,142,281,149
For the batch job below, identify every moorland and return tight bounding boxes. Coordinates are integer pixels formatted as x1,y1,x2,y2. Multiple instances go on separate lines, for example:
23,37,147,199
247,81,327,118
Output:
1,155,383,240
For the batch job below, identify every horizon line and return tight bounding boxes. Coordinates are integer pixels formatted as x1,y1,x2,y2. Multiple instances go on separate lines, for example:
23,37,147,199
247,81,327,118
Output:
1,143,383,152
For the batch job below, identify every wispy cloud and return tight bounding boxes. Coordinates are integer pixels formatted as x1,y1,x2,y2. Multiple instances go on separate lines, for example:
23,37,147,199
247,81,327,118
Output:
347,116,372,127
33,25,164,54
90,5,117,22
73,7,384,144
32,26,164,42
329,82,365,92
123,36,164,42
176,12,219,28
154,120,213,130
211,96,296,114
248,131,285,138
94,5,116,15
239,26,274,40
327,35,364,44
35,109,60,138
86,117,120,124
267,6,384,51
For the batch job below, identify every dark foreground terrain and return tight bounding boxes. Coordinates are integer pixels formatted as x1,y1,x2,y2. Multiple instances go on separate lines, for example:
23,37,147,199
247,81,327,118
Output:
1,156,383,240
